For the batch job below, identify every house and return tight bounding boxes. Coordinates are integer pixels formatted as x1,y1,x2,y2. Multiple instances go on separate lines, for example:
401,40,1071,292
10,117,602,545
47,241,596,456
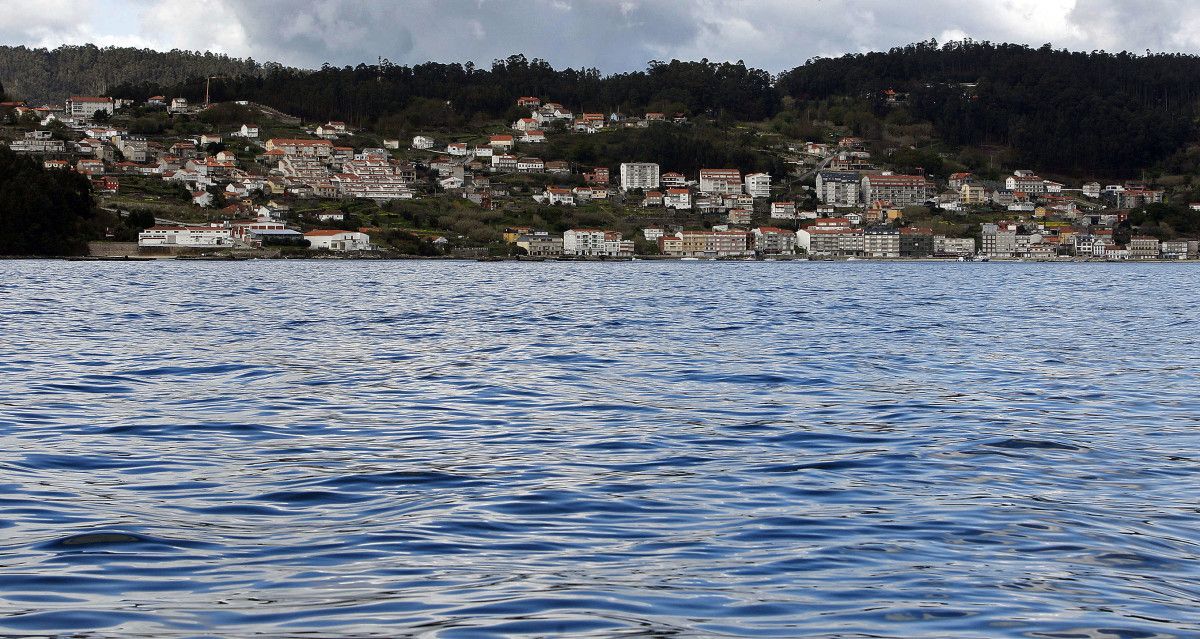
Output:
192,190,214,207
238,124,259,138
1082,182,1102,199
770,202,797,219
535,103,573,123
948,172,973,190
862,174,930,206
489,134,515,151
138,224,232,247
315,123,343,138
315,210,345,222
727,208,753,226
91,176,119,194
168,97,189,114
520,130,546,144
545,160,570,175
580,113,605,129
503,227,536,243
642,191,664,207
664,188,692,210
645,112,666,122
699,169,741,195
516,233,564,257
544,186,576,206
744,172,771,198
199,134,222,146
512,117,539,132
752,227,797,254
447,142,470,156
620,163,660,191
960,183,987,205
584,167,610,186
517,157,544,173
76,159,106,175
412,135,435,150
643,228,666,242
661,172,686,188
305,229,372,251
517,96,542,108
491,154,518,172
65,96,115,119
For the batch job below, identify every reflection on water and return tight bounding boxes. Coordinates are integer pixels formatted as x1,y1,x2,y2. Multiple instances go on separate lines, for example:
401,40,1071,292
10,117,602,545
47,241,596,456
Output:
0,260,1198,637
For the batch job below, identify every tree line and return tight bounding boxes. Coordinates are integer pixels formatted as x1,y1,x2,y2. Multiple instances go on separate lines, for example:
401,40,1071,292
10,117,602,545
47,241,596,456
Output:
10,41,1200,177
777,40,1200,176
111,54,780,129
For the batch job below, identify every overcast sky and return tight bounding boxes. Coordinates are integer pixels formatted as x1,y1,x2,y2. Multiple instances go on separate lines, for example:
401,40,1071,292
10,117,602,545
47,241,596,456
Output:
3,0,1199,73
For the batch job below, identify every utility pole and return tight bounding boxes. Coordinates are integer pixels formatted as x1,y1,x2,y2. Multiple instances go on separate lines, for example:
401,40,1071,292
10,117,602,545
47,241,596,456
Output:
205,76,224,108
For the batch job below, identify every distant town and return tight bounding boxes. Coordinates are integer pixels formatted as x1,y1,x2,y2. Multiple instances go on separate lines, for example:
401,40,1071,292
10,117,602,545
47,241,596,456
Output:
2,92,1197,261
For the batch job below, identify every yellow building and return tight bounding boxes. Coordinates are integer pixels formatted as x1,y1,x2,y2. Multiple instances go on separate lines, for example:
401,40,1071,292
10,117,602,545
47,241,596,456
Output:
960,183,987,205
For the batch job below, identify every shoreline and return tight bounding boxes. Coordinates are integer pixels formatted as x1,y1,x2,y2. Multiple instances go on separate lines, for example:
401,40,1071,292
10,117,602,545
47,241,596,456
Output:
2,254,1196,264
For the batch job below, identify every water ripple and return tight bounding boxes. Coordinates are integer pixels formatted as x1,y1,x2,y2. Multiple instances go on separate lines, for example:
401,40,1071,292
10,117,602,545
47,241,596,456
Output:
0,260,1198,637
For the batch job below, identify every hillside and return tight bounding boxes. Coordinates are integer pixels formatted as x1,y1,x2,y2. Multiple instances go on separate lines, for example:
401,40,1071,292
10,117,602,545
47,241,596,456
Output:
777,40,1200,176
0,44,271,102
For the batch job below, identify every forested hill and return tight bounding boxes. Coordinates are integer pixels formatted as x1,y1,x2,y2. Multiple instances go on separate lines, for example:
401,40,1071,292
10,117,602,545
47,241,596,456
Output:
0,44,271,101
114,55,781,125
9,41,1200,176
778,40,1200,175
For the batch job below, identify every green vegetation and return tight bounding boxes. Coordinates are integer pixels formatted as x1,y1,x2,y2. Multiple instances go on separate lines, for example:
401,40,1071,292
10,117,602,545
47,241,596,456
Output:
0,146,95,255
778,40,1200,176
0,44,266,101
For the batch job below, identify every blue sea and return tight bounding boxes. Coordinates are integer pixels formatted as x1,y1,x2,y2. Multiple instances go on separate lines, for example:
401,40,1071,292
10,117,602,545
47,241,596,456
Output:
1,260,1198,638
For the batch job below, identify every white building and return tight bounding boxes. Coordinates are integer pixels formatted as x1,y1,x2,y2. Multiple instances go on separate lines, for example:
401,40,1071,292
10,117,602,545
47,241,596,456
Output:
65,96,115,120
411,135,435,150
699,169,742,195
305,229,372,251
239,124,260,138
138,225,232,247
744,172,771,198
563,229,608,256
664,188,692,210
619,162,660,192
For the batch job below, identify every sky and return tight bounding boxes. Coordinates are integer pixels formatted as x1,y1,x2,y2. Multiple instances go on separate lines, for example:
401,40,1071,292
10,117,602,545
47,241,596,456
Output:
3,0,1200,73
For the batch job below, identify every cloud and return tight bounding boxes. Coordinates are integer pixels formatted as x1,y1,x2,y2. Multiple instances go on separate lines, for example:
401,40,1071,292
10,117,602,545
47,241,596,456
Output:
6,0,1200,72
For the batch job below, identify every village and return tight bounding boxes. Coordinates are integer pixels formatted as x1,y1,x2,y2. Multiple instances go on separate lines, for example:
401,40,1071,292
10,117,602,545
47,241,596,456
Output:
2,92,1198,261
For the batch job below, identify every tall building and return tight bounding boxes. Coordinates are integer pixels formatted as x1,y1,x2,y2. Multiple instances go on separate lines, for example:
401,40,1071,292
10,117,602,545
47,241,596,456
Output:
815,171,861,206
619,163,660,192
744,172,771,198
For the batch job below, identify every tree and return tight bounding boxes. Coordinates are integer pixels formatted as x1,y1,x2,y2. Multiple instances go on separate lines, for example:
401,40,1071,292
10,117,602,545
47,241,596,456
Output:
0,146,95,255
